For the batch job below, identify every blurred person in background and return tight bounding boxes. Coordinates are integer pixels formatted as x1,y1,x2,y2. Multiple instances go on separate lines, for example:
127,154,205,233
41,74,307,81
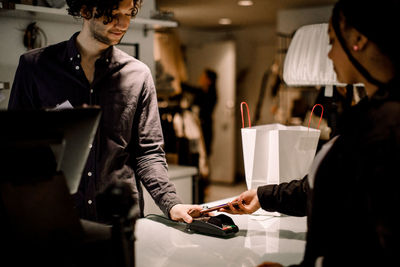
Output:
181,68,218,203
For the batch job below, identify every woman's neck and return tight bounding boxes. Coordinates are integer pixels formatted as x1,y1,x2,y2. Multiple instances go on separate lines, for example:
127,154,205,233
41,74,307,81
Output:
359,45,395,98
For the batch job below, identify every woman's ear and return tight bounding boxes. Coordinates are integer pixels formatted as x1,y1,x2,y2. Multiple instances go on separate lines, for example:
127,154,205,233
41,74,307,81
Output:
352,30,368,52
356,35,368,50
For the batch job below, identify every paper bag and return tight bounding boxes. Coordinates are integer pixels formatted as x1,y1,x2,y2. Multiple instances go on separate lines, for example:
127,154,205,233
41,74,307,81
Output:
240,102,322,190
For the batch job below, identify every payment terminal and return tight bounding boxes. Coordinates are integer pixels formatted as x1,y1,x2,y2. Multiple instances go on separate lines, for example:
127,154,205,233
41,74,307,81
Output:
186,214,239,238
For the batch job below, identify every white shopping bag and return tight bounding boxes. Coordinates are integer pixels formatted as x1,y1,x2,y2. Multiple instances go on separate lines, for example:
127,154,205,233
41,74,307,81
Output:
240,102,322,191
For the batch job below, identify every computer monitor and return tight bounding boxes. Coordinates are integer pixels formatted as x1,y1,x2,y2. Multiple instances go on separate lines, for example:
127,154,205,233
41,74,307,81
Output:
0,108,101,194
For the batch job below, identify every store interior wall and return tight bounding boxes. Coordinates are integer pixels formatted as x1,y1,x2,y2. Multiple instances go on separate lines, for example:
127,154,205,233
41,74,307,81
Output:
154,30,188,94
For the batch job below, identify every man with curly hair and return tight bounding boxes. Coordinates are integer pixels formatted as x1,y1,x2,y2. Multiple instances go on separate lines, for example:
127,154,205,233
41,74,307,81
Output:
8,0,203,224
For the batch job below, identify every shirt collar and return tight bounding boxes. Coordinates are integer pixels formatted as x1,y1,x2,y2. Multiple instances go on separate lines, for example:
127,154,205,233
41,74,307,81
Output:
67,32,81,63
99,46,113,64
66,32,114,65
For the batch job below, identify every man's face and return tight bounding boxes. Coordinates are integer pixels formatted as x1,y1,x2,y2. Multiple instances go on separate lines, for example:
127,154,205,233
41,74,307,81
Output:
89,0,134,46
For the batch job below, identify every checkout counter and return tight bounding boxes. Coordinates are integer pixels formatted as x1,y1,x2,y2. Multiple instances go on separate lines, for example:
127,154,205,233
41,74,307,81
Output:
0,108,306,266
135,198,307,267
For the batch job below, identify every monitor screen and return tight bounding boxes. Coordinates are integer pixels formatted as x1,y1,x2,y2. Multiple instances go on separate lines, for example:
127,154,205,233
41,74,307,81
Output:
0,108,101,194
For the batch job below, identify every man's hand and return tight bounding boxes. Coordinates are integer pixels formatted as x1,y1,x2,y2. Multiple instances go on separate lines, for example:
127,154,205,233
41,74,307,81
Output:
220,189,261,214
169,204,203,223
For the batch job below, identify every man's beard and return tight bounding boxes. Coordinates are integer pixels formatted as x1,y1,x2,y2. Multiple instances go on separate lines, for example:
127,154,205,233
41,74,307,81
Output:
90,24,123,46
93,32,112,45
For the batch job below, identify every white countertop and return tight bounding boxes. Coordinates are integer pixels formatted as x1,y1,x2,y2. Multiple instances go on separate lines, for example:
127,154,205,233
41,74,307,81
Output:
135,198,307,267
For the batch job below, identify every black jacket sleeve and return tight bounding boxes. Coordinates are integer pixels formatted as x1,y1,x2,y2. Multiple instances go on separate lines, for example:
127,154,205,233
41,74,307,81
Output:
256,176,309,217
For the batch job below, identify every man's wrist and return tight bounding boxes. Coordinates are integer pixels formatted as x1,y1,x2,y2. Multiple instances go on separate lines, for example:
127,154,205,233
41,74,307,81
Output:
166,201,183,219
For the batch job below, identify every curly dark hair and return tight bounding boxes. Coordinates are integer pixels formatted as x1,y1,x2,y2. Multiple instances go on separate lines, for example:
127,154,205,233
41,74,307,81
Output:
66,0,143,24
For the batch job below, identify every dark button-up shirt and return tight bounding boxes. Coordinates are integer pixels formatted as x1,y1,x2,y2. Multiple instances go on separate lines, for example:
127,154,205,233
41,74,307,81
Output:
8,32,182,222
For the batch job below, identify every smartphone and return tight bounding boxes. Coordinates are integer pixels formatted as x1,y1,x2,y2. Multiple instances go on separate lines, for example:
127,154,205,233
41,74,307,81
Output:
200,200,243,214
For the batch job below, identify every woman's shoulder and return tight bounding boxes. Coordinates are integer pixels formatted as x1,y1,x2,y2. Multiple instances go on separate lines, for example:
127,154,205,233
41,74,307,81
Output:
373,100,400,126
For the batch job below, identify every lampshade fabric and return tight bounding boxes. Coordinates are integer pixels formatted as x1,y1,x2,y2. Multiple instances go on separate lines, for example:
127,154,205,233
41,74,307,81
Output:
283,23,345,87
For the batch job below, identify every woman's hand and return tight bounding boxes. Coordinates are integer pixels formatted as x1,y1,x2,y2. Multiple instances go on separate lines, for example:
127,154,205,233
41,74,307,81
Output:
220,189,261,214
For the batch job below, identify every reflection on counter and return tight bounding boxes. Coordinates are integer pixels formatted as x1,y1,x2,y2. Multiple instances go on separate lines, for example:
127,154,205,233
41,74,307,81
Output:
135,198,307,267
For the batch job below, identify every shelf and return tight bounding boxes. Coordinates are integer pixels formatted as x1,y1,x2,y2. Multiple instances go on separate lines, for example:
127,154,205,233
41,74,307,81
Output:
0,3,178,28
0,82,10,90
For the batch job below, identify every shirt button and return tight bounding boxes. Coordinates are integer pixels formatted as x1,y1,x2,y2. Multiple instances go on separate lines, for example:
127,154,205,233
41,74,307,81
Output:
88,200,92,205
90,89,94,93
70,57,73,61
87,172,92,177
75,66,80,70
89,144,92,149
106,59,109,63
77,54,81,58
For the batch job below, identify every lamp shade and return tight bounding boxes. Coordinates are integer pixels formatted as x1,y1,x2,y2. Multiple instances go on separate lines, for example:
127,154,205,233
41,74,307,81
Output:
283,23,345,87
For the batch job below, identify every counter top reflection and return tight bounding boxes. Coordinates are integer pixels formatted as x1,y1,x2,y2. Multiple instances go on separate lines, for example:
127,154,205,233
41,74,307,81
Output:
135,198,307,267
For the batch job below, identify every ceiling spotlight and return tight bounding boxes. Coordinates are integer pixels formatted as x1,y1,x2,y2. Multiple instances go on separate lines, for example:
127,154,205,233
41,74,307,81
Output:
238,0,254,6
218,18,232,25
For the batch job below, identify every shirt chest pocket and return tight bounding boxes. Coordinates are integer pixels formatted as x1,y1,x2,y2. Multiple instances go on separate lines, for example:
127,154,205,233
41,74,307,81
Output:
101,89,137,141
104,102,135,136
